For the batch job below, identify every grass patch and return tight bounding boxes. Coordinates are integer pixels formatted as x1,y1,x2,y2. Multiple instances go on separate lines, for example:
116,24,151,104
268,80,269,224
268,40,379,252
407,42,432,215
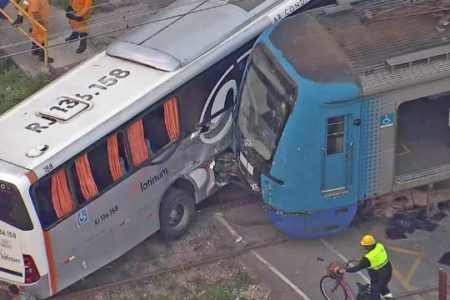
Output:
0,58,50,114
187,271,259,300
202,284,233,300
51,0,70,9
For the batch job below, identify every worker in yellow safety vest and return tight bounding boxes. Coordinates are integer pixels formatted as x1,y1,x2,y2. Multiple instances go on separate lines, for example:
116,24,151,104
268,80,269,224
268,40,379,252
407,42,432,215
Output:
340,235,393,300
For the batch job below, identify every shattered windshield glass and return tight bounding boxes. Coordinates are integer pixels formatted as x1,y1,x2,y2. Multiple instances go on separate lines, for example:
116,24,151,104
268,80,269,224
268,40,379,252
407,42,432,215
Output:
237,44,296,161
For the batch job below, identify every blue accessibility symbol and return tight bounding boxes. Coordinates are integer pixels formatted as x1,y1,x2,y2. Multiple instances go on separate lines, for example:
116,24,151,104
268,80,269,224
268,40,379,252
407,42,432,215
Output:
77,207,89,228
379,112,395,128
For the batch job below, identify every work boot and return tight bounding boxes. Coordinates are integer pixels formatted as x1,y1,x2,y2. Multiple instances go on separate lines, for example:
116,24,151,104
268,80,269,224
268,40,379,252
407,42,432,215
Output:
76,33,88,53
11,15,23,26
31,43,40,56
36,49,54,63
65,31,79,42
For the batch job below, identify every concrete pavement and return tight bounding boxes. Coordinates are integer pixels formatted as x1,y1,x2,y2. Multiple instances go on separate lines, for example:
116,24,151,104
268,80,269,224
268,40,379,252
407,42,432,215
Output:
0,0,171,76
218,191,450,299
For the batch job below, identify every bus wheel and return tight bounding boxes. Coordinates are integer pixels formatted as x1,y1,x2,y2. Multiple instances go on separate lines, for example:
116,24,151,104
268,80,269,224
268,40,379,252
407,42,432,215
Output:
159,188,195,240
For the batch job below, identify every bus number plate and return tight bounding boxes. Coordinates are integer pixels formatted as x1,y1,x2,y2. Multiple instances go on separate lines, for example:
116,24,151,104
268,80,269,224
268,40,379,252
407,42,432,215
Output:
39,96,89,121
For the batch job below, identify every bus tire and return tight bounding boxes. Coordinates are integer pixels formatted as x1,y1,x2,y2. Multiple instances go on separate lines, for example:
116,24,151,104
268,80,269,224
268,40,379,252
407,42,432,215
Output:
159,188,195,240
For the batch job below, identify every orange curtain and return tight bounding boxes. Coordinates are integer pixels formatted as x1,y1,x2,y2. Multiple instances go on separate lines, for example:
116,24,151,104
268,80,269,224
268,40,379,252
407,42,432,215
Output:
75,154,98,201
164,97,180,141
127,119,149,166
107,134,124,181
51,170,74,219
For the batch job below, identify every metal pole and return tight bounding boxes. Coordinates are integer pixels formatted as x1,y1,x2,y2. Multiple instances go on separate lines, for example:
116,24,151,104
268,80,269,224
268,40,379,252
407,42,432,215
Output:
1,1,48,68
439,268,448,300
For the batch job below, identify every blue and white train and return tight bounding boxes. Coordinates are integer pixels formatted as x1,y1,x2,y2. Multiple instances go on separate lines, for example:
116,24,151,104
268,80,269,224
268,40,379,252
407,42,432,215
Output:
233,0,450,238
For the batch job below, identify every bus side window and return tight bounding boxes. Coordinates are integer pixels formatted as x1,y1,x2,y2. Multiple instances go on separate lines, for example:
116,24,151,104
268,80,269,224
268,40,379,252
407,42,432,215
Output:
327,116,345,155
33,169,75,229
71,139,117,203
142,97,180,154
107,132,128,180
127,119,149,167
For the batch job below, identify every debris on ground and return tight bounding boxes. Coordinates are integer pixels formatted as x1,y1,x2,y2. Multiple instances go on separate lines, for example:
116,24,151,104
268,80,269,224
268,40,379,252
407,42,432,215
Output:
384,206,448,240
438,252,450,266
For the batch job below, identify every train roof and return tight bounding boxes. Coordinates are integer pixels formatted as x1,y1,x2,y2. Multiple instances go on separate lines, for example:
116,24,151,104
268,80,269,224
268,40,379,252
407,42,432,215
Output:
0,0,289,179
271,0,450,95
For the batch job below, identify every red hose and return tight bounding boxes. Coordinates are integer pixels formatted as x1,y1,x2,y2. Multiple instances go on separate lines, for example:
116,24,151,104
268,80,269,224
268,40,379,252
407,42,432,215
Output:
439,268,447,300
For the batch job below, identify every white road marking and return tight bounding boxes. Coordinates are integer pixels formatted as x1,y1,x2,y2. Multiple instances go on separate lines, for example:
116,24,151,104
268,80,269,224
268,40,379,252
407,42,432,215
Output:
215,213,311,300
251,250,311,300
320,238,371,284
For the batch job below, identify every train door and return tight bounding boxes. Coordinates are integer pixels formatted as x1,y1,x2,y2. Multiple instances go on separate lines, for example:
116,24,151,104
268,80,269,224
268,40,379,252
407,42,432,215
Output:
395,94,450,181
321,101,361,197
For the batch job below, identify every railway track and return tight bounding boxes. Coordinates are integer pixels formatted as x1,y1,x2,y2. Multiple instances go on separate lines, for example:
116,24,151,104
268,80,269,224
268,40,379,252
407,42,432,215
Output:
53,236,291,299
52,187,264,299
396,285,449,299
44,191,450,299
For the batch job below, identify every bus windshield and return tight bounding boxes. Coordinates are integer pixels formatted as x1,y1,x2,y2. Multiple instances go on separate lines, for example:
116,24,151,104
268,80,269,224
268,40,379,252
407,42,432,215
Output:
0,181,33,230
237,44,296,161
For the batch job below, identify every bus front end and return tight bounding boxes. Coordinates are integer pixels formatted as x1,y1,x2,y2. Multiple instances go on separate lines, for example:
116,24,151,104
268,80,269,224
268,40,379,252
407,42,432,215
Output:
0,169,51,299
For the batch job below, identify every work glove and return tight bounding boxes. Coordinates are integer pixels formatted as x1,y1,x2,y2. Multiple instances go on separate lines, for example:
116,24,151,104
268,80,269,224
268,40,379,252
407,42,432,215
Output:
66,13,84,22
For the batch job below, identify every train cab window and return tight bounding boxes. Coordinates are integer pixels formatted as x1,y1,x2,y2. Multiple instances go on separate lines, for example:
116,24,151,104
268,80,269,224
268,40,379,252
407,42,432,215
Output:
327,116,345,154
142,97,180,155
33,169,75,229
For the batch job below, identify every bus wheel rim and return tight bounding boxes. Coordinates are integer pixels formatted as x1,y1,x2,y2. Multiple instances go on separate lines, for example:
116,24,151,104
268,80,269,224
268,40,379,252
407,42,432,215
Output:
168,204,185,227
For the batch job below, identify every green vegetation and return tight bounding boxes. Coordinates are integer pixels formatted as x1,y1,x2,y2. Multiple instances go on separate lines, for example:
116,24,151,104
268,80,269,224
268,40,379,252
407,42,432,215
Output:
51,0,70,9
0,58,50,114
187,271,258,300
201,284,234,300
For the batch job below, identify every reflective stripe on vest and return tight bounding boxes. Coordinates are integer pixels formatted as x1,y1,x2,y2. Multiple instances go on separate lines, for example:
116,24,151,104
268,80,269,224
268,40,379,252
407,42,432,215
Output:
364,243,388,270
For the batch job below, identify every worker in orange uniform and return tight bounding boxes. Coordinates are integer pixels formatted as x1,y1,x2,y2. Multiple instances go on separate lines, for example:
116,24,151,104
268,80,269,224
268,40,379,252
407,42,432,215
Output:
28,0,53,63
11,0,29,26
65,0,92,54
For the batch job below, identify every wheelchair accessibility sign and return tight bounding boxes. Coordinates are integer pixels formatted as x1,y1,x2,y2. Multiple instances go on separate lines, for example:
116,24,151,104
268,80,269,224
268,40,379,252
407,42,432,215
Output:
77,207,89,228
380,112,395,128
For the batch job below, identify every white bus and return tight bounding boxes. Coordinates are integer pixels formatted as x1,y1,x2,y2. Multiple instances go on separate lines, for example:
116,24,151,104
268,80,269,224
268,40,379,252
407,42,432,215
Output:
0,0,317,298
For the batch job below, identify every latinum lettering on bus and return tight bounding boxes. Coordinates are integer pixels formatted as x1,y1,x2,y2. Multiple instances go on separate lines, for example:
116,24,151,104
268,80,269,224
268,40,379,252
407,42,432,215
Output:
140,169,168,192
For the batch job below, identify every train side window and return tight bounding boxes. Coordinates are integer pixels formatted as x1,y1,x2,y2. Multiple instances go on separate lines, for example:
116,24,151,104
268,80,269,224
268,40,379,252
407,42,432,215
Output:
142,97,180,155
33,169,75,229
327,116,345,154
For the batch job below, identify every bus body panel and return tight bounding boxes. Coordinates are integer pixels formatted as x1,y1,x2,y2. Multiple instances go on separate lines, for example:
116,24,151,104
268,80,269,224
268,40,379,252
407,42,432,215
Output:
0,0,319,296
39,38,252,295
0,173,50,298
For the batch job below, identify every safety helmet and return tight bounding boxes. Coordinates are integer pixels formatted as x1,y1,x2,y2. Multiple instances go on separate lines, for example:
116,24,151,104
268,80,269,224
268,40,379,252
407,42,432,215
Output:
360,234,376,246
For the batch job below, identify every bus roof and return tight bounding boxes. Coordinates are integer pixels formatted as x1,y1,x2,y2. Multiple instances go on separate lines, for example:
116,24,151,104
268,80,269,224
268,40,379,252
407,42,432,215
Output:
0,0,284,179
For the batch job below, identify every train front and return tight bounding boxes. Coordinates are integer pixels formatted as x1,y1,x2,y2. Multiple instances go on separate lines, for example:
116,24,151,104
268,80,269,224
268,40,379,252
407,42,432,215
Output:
235,12,362,238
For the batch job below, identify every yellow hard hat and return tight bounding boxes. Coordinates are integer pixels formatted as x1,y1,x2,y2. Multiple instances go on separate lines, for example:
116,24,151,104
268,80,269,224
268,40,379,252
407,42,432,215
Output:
360,234,376,246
